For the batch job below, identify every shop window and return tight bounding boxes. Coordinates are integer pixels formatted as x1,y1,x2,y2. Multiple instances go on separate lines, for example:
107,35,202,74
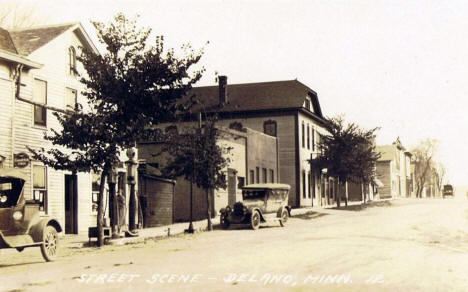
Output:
92,173,100,213
33,165,47,212
33,79,47,126
302,170,306,198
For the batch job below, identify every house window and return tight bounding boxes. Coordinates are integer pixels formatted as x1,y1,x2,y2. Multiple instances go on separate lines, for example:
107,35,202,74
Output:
256,167,260,183
302,170,306,198
69,46,77,75
301,122,305,148
305,96,312,110
269,169,274,183
308,171,311,198
307,124,310,149
262,168,267,183
33,165,47,212
312,128,315,151
65,88,77,110
249,170,255,184
263,120,277,137
33,79,47,126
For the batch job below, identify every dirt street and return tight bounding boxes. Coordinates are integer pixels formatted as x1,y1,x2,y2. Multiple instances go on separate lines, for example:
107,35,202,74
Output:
2,198,468,292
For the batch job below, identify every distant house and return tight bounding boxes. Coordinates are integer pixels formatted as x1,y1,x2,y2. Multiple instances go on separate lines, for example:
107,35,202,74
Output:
0,23,132,234
188,77,336,208
376,138,413,198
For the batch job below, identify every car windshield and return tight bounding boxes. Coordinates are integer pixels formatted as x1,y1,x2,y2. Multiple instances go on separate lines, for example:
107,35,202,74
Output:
0,178,23,208
242,190,266,201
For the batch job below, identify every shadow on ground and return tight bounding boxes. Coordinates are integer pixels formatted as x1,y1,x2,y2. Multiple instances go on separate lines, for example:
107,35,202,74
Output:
292,211,329,220
329,200,393,211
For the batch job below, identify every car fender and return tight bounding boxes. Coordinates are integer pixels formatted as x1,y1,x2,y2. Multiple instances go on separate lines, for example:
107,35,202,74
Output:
276,206,288,217
28,218,62,243
250,207,266,222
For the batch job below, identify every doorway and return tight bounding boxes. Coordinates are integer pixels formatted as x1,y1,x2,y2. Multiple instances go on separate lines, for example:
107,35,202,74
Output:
227,168,237,206
64,174,78,234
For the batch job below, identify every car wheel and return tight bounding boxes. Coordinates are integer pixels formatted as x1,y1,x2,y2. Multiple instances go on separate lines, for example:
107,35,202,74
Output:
279,209,289,227
250,211,261,230
221,215,230,229
40,225,58,262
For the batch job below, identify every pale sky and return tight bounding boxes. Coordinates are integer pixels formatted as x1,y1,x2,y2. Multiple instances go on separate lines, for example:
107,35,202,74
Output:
7,0,468,186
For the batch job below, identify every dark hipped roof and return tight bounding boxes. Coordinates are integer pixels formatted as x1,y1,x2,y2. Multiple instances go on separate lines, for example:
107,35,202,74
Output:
189,79,324,118
8,23,76,56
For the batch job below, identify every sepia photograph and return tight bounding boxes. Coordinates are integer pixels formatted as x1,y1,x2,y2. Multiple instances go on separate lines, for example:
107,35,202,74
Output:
0,0,467,291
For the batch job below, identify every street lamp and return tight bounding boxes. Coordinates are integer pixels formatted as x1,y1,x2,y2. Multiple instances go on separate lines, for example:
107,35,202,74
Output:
125,147,138,233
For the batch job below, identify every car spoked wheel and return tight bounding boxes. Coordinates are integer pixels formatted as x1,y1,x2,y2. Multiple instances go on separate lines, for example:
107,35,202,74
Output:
221,215,230,229
41,225,58,262
279,209,289,227
250,211,261,230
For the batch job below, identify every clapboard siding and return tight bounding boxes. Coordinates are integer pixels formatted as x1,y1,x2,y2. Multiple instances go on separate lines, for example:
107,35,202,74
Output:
0,74,13,168
0,27,98,234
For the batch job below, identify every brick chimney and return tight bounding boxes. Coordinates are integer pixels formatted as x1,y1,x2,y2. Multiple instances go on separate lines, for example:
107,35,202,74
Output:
218,75,227,104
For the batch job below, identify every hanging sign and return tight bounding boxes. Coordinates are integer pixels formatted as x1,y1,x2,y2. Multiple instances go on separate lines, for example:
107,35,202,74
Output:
14,152,30,168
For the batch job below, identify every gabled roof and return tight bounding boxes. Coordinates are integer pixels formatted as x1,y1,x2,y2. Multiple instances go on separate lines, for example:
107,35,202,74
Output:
9,23,76,56
189,79,324,119
0,28,17,54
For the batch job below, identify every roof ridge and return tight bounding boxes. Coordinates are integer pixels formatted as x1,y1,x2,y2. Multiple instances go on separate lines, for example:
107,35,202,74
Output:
194,79,299,88
9,22,78,32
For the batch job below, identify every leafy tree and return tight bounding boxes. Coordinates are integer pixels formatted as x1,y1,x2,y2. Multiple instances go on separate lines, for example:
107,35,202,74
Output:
411,138,439,198
29,13,205,246
309,116,380,207
161,115,230,231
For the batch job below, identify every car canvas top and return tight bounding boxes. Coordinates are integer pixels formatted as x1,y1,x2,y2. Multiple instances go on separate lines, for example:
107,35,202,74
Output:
241,183,291,190
0,168,28,181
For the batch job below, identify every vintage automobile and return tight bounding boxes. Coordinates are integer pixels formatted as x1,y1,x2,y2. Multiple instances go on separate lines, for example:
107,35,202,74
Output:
0,168,62,261
443,184,454,198
219,183,291,230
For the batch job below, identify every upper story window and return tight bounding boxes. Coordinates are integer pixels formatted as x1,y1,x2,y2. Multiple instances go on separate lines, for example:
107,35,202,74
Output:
312,128,316,151
304,97,311,111
69,46,77,75
301,122,305,148
33,78,47,127
65,88,77,110
263,120,277,137
307,124,310,149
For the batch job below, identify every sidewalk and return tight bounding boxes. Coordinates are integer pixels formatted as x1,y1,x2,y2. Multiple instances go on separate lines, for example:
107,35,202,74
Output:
59,200,383,249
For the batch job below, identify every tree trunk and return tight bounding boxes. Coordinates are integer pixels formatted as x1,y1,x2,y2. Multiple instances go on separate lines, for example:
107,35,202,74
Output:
336,179,341,208
345,181,348,207
361,183,366,203
108,180,117,237
206,189,213,231
97,167,108,247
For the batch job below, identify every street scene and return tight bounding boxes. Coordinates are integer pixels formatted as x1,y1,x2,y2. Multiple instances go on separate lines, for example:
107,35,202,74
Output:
2,198,468,291
1,1,468,291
